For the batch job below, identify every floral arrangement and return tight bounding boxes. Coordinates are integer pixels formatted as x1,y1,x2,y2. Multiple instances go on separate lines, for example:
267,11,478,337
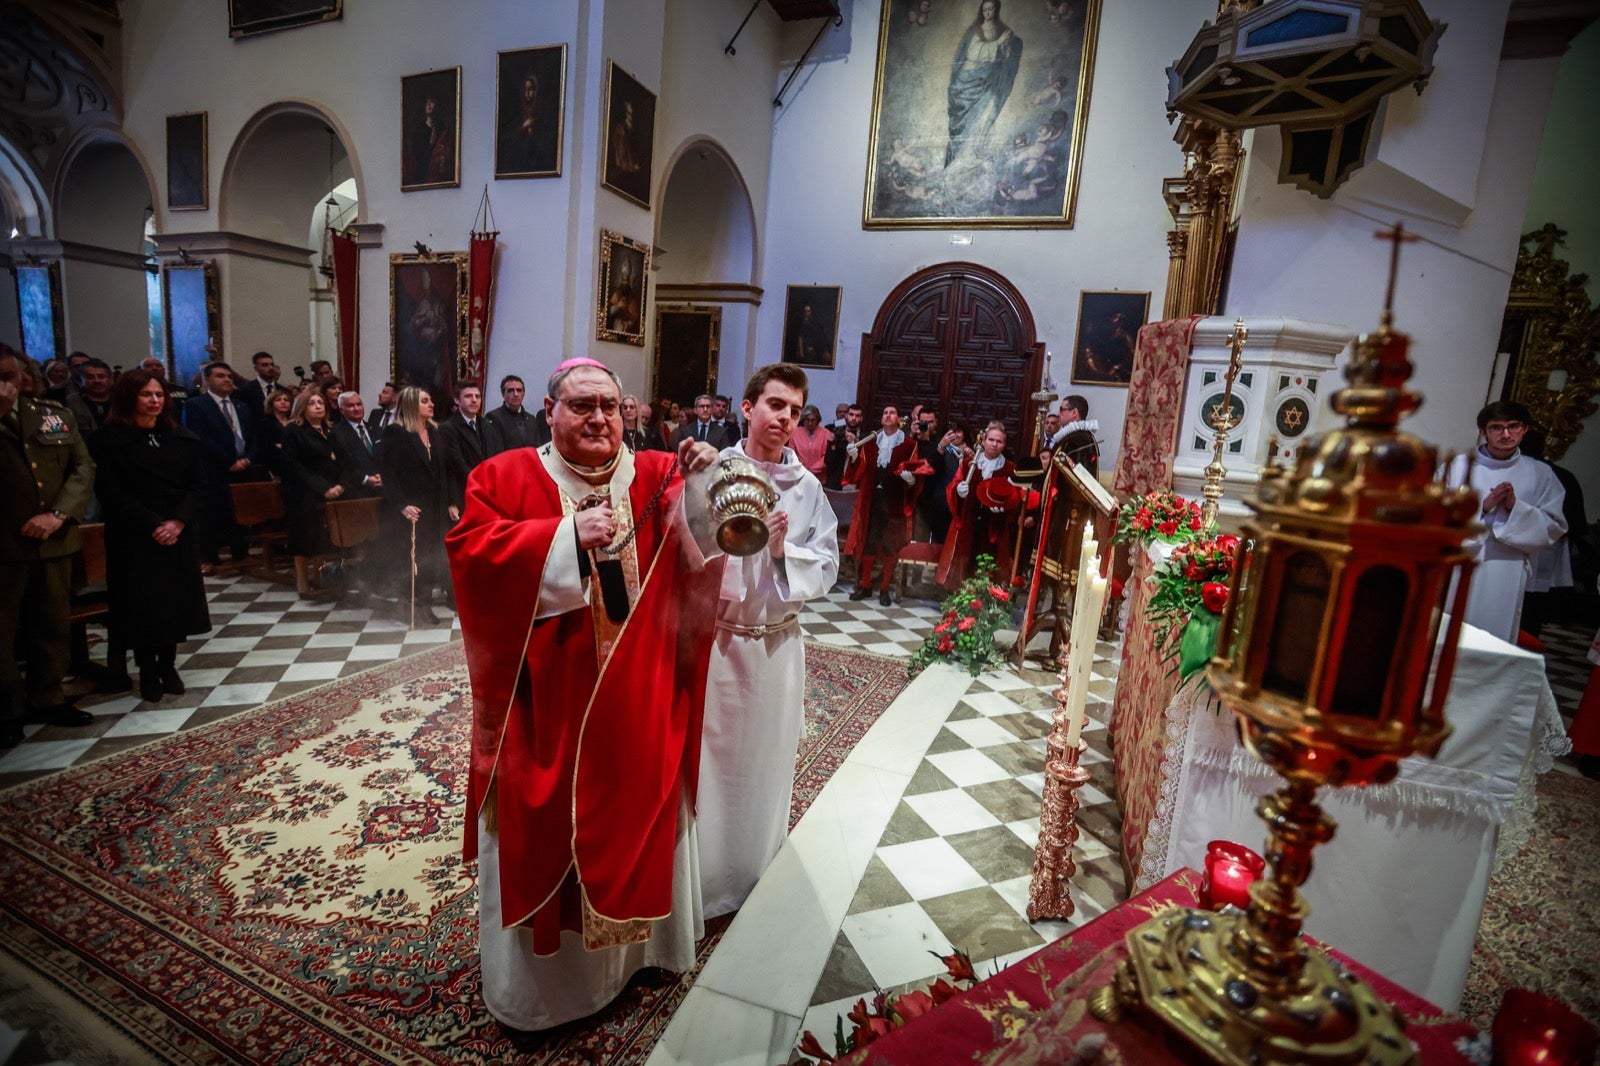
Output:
908,555,1015,677
1145,533,1242,679
793,949,984,1063
1112,490,1207,546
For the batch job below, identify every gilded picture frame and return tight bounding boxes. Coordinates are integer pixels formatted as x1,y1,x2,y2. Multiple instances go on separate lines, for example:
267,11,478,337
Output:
652,304,722,407
1069,290,1149,387
401,67,462,192
166,111,209,211
163,260,222,392
495,44,566,179
596,229,651,346
228,0,342,38
389,251,470,402
600,61,657,209
862,0,1102,229
781,285,842,370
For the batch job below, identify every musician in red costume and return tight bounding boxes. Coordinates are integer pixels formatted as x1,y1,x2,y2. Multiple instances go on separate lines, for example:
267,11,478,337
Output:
844,404,927,606
938,421,1024,586
445,357,723,1036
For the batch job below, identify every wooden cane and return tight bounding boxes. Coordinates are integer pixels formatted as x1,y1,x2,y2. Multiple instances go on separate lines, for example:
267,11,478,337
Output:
409,520,417,630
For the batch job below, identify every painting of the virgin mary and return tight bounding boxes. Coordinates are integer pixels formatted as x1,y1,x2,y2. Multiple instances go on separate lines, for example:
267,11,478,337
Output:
945,0,1023,166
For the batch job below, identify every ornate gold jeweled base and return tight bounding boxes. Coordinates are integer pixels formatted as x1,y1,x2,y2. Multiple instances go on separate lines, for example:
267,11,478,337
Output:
1089,907,1416,1066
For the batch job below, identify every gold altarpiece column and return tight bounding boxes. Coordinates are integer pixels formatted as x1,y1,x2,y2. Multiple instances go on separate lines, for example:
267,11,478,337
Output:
1161,120,1245,321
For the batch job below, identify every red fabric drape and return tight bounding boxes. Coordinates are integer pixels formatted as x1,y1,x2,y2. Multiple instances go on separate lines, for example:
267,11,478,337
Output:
1111,315,1205,497
466,231,498,387
329,229,360,390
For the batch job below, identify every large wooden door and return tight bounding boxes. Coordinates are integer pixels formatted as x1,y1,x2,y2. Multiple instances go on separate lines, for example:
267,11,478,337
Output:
858,262,1044,447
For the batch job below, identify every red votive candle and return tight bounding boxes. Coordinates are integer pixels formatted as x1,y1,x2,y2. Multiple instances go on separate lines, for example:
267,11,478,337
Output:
1491,989,1599,1066
1201,839,1264,910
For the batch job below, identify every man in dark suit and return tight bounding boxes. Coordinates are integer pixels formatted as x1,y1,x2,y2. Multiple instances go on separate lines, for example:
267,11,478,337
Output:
484,374,537,451
367,382,399,436
0,346,96,745
675,393,735,450
333,391,383,497
181,361,260,567
235,351,281,417
438,382,501,520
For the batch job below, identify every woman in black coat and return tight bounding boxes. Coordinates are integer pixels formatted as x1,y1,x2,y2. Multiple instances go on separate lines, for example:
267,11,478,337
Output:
255,386,295,477
89,370,211,703
279,389,346,598
377,386,449,618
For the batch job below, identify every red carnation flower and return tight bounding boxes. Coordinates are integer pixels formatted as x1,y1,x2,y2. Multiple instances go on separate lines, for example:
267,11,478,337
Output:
1185,563,1201,580
1011,574,1026,587
958,616,976,631
1216,534,1241,552
991,587,1010,602
969,599,983,610
1158,520,1178,536
1201,581,1229,613
934,621,949,634
1189,515,1203,531
939,637,954,653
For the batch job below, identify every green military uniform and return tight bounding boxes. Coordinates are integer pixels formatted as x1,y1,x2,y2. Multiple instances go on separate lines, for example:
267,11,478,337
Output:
0,396,95,732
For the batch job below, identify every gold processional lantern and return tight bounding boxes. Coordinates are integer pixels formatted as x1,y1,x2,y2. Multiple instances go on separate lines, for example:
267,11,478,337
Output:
1092,229,1481,1065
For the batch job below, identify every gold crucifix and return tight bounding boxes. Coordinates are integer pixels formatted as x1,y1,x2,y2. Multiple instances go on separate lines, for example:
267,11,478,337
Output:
1200,318,1249,528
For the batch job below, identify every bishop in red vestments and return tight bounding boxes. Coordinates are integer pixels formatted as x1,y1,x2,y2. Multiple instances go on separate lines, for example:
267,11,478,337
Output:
445,358,722,1033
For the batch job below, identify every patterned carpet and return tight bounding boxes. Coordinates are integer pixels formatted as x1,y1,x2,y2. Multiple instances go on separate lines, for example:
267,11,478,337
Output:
0,640,906,1065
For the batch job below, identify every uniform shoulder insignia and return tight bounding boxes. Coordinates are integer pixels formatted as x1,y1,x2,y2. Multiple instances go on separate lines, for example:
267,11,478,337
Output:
36,398,66,410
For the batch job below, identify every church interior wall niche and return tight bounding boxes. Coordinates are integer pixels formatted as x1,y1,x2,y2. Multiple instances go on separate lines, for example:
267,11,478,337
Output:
782,284,841,369
862,0,1102,228
597,229,650,346
15,262,64,366
166,111,208,211
652,304,721,407
228,0,342,38
163,260,220,391
400,68,461,192
601,61,657,209
1069,290,1147,386
389,251,468,404
495,45,566,180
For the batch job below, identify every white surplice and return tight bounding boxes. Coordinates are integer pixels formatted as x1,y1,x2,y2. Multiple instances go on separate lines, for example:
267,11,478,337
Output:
1444,447,1567,643
697,442,839,918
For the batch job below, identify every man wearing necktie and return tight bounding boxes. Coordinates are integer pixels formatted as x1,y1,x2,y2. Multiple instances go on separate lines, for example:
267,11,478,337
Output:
674,394,732,450
333,391,383,497
440,381,503,524
180,361,259,568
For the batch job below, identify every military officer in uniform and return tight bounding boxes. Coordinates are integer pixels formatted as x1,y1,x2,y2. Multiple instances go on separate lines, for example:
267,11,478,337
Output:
0,345,96,748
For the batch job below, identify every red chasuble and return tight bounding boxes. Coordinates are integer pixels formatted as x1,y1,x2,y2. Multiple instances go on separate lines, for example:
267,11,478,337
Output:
445,448,717,953
842,435,923,560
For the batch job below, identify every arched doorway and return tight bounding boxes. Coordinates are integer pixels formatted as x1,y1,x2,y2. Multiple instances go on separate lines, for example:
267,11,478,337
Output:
859,262,1044,446
653,139,756,410
219,103,360,387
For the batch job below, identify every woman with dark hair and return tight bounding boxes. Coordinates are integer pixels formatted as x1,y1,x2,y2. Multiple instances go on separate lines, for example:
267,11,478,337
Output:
256,386,295,476
280,389,345,599
88,369,210,703
378,385,449,618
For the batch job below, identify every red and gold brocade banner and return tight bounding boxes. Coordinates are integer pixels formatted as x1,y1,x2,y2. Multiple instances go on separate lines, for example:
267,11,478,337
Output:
329,229,360,390
466,230,499,387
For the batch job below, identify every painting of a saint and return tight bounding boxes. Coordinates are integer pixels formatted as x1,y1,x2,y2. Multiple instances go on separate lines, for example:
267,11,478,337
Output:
601,62,657,208
596,230,651,346
495,46,565,179
782,285,842,370
1070,290,1148,387
401,69,461,191
864,0,1101,228
390,254,467,401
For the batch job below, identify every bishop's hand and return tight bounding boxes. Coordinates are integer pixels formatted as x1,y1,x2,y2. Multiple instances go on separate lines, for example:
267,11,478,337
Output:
574,502,617,550
678,437,718,476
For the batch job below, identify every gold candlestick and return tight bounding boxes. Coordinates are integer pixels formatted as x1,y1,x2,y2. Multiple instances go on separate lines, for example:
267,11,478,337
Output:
1027,646,1093,922
1200,318,1248,529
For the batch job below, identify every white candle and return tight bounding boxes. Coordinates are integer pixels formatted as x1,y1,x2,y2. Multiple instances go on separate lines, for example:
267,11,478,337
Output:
1062,574,1108,749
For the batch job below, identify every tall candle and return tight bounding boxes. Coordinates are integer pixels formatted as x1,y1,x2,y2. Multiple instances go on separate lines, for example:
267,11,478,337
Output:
1062,574,1106,749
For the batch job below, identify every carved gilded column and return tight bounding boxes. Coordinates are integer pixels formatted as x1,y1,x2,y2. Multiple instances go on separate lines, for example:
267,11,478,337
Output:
1164,229,1189,320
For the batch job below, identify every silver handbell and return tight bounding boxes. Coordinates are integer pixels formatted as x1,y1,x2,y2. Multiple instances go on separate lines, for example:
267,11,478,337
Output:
698,453,780,556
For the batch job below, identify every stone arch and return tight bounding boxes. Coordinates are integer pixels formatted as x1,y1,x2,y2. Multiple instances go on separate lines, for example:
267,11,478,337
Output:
219,99,366,235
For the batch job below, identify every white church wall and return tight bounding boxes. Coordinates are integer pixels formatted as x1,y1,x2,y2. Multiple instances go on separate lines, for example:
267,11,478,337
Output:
1524,22,1600,515
61,259,149,368
221,255,318,375
759,0,1212,467
56,141,152,362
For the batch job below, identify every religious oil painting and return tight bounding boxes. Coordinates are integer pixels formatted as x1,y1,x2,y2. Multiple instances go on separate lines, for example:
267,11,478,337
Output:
390,252,469,403
401,68,462,192
601,62,657,209
597,230,651,346
863,0,1102,228
653,304,722,408
495,45,566,179
782,285,842,370
1070,290,1148,387
15,262,64,367
163,260,221,392
228,0,341,38
166,112,208,211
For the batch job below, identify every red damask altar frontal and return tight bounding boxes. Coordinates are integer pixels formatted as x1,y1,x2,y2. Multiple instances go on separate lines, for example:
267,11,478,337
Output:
844,870,1483,1065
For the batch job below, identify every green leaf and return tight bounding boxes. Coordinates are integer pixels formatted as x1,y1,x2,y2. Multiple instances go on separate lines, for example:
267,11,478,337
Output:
1178,612,1219,679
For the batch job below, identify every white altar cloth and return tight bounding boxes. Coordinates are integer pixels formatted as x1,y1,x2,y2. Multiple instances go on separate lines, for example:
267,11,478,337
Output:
1136,622,1570,1010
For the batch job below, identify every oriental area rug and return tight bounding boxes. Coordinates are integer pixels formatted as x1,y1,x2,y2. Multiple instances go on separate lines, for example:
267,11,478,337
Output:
0,640,907,1065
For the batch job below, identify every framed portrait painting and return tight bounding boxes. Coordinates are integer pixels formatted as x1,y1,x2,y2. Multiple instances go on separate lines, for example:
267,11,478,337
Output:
163,260,222,392
1069,290,1149,387
401,68,461,191
781,285,842,370
228,0,341,38
596,229,651,346
601,62,657,209
495,45,566,179
389,252,469,402
15,262,65,366
652,305,722,408
166,112,208,211
862,0,1102,228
